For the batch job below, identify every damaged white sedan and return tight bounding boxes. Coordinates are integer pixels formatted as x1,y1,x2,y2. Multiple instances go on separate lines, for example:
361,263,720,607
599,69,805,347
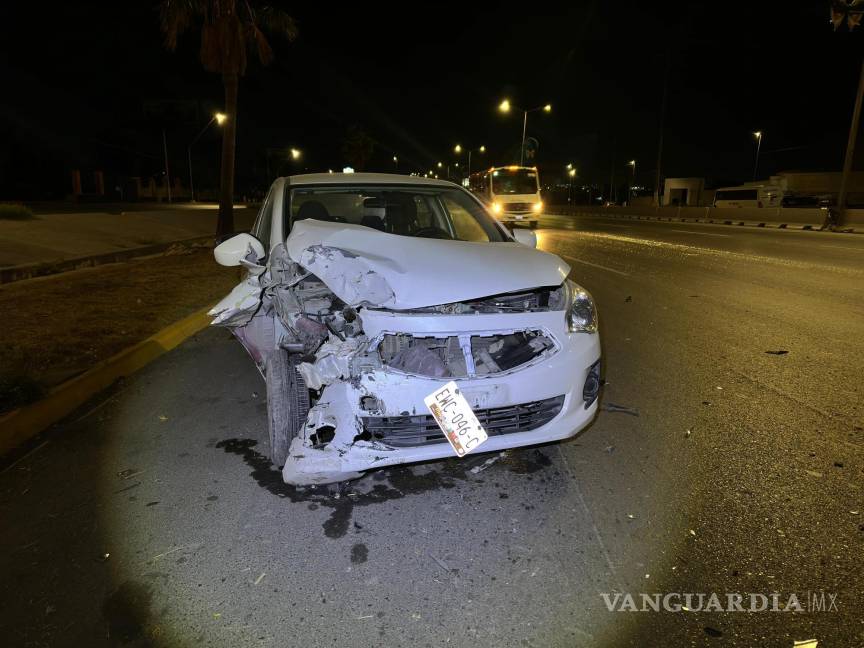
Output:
210,173,601,485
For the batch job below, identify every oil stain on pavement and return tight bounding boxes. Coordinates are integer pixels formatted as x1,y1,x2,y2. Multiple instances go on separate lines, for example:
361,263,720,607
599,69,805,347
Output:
215,438,554,539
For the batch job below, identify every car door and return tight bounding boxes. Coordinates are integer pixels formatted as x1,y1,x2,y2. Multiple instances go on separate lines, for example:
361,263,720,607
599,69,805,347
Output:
209,180,284,370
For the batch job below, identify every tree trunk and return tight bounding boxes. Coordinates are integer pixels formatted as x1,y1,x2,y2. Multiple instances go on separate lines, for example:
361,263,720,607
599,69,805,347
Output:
217,72,239,237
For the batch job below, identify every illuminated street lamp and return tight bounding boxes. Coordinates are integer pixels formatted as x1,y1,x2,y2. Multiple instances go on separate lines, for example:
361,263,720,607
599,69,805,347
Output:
567,166,577,203
753,131,763,180
498,99,552,166
188,111,227,202
290,148,302,160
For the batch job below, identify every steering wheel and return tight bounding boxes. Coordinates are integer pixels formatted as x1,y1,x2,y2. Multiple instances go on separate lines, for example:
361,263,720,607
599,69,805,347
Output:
413,226,453,239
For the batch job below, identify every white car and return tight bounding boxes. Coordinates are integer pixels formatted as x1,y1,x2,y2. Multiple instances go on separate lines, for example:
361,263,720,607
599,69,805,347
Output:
210,173,601,485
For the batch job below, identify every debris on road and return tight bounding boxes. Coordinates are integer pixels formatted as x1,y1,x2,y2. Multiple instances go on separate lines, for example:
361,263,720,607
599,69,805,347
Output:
604,445,615,454
625,295,632,302
254,572,266,585
429,553,454,574
117,468,144,480
765,350,789,355
833,461,844,468
469,452,507,474
805,470,823,478
793,640,818,648
685,429,692,438
600,402,640,416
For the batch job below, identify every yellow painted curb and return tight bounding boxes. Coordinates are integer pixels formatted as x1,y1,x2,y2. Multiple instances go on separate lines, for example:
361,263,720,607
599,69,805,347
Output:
0,305,214,456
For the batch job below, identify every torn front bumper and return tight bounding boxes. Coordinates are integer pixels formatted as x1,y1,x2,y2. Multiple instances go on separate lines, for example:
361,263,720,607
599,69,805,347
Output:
282,310,600,485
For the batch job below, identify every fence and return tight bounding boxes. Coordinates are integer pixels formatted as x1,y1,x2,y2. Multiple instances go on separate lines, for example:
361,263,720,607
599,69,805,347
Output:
546,205,864,232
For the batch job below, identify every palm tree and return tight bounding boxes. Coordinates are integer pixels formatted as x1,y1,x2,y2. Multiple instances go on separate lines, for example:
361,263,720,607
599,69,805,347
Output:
159,1,297,236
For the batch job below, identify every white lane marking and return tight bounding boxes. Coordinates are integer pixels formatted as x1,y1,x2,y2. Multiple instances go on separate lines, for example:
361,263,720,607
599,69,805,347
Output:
561,255,630,276
669,229,731,238
818,244,864,252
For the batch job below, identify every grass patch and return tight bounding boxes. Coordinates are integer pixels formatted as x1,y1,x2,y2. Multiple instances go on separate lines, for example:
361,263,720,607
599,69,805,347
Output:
0,203,35,220
0,248,239,402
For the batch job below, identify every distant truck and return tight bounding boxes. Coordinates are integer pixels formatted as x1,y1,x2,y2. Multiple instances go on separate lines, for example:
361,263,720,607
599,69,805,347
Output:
469,166,543,228
713,184,782,208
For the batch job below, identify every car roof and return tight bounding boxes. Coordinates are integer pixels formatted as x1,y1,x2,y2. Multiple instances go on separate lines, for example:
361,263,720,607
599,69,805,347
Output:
285,172,458,188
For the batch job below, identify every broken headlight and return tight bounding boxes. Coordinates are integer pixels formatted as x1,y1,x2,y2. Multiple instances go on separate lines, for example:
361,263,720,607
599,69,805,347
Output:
565,281,597,333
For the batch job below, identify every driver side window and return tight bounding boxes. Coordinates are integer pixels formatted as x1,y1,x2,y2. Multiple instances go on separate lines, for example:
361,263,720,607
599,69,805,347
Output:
251,189,274,253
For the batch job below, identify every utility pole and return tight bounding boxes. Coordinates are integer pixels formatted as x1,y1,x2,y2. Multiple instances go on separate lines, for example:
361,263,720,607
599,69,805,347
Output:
654,49,671,206
162,129,172,203
609,138,616,204
838,57,864,226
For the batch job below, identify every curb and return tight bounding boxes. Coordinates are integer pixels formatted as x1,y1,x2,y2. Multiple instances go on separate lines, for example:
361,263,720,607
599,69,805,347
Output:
0,305,214,456
0,235,214,285
544,211,841,232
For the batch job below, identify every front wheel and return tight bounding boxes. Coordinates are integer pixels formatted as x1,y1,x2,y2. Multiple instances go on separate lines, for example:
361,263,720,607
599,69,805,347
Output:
265,350,310,467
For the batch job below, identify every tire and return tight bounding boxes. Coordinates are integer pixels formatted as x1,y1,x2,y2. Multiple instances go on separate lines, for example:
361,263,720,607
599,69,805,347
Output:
265,350,310,467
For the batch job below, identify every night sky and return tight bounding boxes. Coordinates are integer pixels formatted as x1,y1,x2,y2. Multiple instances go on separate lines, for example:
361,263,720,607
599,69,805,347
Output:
1,1,862,199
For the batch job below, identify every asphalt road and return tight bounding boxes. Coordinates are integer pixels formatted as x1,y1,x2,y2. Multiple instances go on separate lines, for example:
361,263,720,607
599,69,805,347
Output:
2,214,862,647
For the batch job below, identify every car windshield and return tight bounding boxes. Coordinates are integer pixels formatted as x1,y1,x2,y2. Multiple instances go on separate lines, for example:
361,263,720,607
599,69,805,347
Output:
288,185,507,242
491,169,538,195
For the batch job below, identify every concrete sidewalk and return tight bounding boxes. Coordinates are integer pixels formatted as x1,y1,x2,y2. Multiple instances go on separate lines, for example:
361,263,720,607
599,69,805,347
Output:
0,203,256,268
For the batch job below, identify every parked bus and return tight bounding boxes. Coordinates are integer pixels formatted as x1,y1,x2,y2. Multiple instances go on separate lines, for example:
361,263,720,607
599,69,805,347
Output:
469,166,542,228
713,184,782,208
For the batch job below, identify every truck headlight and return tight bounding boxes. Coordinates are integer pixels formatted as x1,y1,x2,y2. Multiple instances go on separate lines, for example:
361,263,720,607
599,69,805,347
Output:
532,201,543,213
492,202,502,214
565,281,597,333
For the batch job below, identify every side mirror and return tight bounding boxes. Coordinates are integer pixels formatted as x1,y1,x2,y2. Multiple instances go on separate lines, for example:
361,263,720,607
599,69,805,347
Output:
511,228,537,248
214,233,266,267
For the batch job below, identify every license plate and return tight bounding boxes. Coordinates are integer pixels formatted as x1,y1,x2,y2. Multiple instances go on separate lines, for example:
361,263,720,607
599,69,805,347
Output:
424,381,488,457
514,215,524,220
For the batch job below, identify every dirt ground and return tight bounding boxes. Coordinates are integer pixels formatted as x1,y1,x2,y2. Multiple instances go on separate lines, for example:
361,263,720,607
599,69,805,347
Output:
0,247,241,412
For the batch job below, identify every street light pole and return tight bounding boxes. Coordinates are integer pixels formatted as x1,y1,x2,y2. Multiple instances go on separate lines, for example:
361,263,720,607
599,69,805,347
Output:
499,100,550,166
520,110,528,166
188,112,226,202
752,131,763,181
838,57,864,226
628,160,636,205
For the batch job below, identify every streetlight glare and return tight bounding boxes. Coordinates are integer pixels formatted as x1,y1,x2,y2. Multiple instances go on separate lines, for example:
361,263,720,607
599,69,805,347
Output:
566,163,573,169
437,162,443,168
215,112,227,125
290,148,301,160
629,159,636,166
479,145,486,153
498,99,511,113
568,168,577,177
393,155,398,162
754,131,762,138
543,104,552,112
454,144,462,154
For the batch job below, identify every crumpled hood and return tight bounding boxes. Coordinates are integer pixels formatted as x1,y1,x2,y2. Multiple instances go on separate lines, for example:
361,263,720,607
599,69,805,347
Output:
285,219,570,309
